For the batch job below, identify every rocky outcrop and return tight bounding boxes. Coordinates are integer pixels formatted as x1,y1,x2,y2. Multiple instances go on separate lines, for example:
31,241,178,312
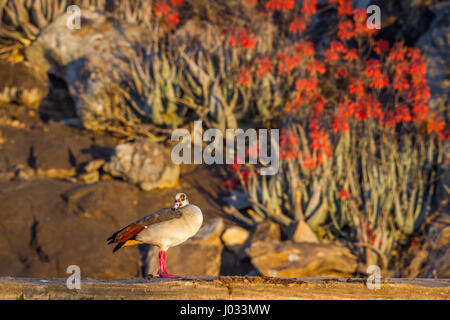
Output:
246,241,357,277
103,140,180,191
25,10,149,131
0,61,49,108
222,226,250,248
167,243,223,277
250,220,281,243
416,1,450,112
0,179,142,279
0,119,116,174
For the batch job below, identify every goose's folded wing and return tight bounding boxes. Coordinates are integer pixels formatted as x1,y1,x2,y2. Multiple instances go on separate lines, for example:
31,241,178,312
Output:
107,208,183,244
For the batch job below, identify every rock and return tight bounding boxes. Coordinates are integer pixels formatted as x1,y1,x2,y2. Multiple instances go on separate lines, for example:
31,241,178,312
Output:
288,220,319,243
246,240,357,277
79,159,105,184
0,61,49,108
222,226,250,247
415,2,450,113
0,179,142,279
79,170,99,184
25,10,149,131
167,243,223,277
191,218,225,245
251,220,281,243
372,0,436,44
103,140,180,191
223,191,252,210
403,209,450,278
221,225,251,258
0,120,116,173
219,249,255,276
85,159,105,173
36,168,76,180
401,161,450,279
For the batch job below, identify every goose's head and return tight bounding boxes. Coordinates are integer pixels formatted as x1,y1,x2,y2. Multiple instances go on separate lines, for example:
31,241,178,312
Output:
173,193,189,210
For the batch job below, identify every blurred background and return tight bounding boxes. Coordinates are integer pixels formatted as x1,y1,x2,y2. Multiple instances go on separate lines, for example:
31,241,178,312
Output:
0,0,448,280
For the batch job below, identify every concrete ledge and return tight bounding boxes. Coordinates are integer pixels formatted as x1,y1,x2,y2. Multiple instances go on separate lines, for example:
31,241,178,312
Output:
0,277,449,300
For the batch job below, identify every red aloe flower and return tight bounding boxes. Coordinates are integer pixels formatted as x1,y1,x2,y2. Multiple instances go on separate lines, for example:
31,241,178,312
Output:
240,29,258,49
277,52,302,75
428,116,445,134
370,99,383,119
289,16,306,34
310,129,331,161
325,41,345,62
301,0,317,18
229,28,257,49
154,1,170,16
395,104,412,123
365,59,389,89
349,78,364,96
334,68,348,78
257,55,273,78
266,0,294,11
380,110,396,127
312,94,327,116
412,103,429,123
374,40,390,55
338,189,351,200
294,41,315,56
293,77,320,106
238,66,252,86
306,60,326,75
280,129,299,160
353,99,369,121
223,178,239,190
331,115,350,133
388,41,407,62
337,20,355,40
343,48,358,61
166,12,179,29
353,9,378,36
171,0,183,6
329,0,353,16
393,61,410,91
301,153,317,169
332,103,350,132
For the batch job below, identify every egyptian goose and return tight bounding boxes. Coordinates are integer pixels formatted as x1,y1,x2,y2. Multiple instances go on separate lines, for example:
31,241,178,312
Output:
107,193,203,278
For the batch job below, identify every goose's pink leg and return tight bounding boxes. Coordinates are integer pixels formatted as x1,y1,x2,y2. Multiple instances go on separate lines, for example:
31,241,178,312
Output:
158,250,181,279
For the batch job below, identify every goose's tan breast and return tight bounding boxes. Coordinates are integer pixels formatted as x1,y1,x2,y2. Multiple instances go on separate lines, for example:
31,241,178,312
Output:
136,204,203,250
